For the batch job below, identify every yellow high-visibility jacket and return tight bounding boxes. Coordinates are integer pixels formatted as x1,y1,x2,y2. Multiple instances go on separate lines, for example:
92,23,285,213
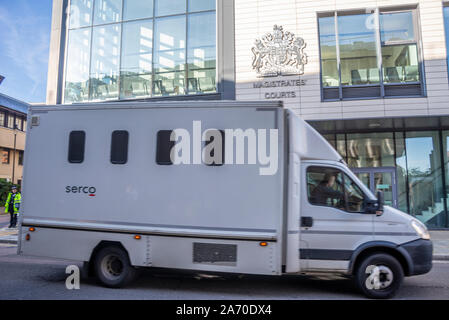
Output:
5,192,21,214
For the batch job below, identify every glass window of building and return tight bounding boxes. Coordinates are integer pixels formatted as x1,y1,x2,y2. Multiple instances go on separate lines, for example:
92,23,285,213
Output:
90,24,121,101
18,151,24,166
123,0,153,21
69,0,93,28
14,117,22,130
155,0,186,17
0,111,5,127
64,0,217,103
405,132,445,228
120,20,153,99
7,114,14,129
64,28,91,103
1,149,10,164
346,132,395,168
324,130,449,229
93,0,122,25
189,0,215,12
187,11,216,94
338,13,379,87
319,16,339,91
380,11,420,85
318,8,423,100
154,16,186,96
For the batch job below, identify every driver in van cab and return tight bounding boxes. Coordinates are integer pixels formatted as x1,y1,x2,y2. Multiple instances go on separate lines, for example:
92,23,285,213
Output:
311,173,345,207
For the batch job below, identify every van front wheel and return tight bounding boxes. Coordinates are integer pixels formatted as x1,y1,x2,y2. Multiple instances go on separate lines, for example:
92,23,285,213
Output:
94,246,138,288
355,253,404,299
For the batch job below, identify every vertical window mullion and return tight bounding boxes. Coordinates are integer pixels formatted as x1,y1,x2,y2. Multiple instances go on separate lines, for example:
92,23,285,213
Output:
118,0,125,100
152,1,156,97
375,8,385,97
334,12,342,100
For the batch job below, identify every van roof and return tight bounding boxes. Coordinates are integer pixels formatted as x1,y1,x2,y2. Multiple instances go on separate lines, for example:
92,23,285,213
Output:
31,100,284,112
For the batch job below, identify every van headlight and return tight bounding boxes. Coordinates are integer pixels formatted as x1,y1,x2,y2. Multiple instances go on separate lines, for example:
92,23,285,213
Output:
411,220,430,240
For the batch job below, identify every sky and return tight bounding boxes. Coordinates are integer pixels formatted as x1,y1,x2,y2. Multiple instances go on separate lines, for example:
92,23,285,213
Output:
0,0,52,103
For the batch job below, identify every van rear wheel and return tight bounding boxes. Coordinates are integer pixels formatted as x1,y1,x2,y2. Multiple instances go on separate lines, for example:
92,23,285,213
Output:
355,253,404,299
94,246,138,288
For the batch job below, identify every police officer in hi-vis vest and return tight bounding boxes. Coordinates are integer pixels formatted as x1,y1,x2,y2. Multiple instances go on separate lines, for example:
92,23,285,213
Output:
5,186,21,228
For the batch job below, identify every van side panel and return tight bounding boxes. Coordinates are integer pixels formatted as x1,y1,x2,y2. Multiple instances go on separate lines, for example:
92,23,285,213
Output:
19,104,285,275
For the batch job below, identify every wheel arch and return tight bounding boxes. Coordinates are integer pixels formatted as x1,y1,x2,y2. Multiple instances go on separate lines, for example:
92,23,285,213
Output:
349,241,413,276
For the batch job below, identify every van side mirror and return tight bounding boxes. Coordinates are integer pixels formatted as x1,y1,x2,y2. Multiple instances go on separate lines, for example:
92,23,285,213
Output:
364,191,384,215
376,191,384,216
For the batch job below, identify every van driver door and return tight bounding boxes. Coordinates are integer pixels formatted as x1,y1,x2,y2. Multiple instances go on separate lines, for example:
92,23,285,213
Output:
300,164,374,272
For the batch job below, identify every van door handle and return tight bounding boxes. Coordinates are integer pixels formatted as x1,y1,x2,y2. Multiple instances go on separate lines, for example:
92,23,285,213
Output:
301,216,313,228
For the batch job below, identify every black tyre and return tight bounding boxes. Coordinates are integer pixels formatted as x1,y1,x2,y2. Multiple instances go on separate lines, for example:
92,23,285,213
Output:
94,245,138,288
355,253,404,299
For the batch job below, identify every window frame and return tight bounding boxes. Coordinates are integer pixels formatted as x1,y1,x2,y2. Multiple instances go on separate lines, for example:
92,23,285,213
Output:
68,130,86,164
1,148,10,165
318,7,424,101
306,165,368,214
110,130,129,164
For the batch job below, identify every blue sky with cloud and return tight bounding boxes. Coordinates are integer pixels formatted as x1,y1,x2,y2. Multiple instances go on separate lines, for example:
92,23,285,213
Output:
0,0,52,103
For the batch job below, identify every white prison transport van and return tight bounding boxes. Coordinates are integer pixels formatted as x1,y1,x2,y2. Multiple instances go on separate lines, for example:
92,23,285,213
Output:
18,101,432,298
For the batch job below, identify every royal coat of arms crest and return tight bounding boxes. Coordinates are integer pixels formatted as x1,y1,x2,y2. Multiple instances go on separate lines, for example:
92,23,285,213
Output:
251,25,307,77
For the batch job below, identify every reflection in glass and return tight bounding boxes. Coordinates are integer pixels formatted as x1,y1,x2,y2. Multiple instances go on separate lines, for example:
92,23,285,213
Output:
374,172,394,207
90,24,121,101
346,132,395,168
356,172,370,189
94,0,122,25
123,0,153,21
319,16,339,87
382,44,419,83
64,28,91,103
155,0,185,16
120,20,153,99
153,72,185,96
188,12,216,70
395,132,408,213
69,0,93,28
338,13,379,86
336,134,346,161
154,16,186,74
189,0,215,12
380,11,415,43
405,131,445,228
188,69,216,94
187,11,216,94
344,174,365,212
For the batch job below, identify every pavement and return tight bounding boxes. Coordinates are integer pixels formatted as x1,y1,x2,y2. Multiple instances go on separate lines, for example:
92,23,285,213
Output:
1,212,448,260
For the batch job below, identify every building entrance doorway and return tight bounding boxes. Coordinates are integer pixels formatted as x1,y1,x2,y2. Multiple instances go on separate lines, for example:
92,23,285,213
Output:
352,167,397,208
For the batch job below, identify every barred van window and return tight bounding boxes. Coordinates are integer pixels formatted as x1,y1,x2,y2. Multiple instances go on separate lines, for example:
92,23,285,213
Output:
68,131,86,163
111,130,129,164
156,130,175,165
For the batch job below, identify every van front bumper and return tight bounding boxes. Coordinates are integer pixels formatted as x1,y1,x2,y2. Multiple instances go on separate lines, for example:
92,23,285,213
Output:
400,239,433,276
